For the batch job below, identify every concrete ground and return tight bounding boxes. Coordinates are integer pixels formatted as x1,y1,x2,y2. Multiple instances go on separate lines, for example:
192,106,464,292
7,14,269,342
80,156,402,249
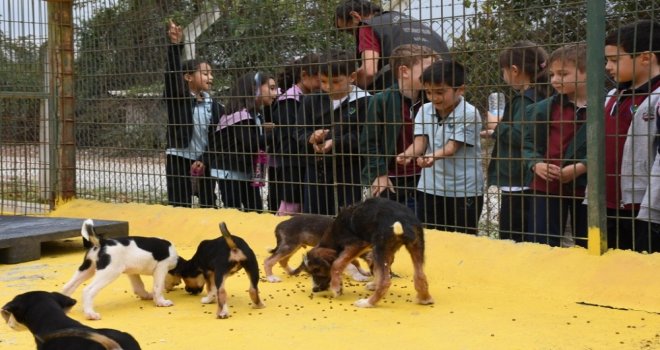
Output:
1,199,659,349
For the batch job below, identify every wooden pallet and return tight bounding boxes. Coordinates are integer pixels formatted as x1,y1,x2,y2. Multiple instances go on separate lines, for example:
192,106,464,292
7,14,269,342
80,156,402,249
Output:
0,216,128,264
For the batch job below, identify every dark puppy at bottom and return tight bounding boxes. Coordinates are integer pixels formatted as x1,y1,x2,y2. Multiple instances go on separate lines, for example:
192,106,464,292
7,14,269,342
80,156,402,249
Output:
172,222,265,318
303,197,434,307
1,291,140,350
263,214,371,283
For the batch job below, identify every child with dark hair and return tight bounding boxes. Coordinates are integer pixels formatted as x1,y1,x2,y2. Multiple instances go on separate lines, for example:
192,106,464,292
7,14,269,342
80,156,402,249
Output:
397,60,484,234
523,43,589,247
485,41,549,242
295,49,371,215
334,0,449,91
267,53,321,215
603,19,660,252
204,71,279,212
164,20,222,208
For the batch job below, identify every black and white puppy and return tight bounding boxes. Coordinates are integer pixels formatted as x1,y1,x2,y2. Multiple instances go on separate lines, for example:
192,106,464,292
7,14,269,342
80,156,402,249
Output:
62,219,180,320
303,197,434,308
263,214,371,283
1,290,140,350
171,222,265,319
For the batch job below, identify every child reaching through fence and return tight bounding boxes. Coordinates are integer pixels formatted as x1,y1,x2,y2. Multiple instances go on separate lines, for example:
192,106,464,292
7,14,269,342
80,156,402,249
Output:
397,60,484,234
163,19,221,208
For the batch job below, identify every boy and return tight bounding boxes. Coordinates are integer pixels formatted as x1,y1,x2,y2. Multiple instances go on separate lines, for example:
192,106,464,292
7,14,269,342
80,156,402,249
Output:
604,20,660,253
523,43,589,247
360,44,440,210
397,60,484,234
295,50,371,215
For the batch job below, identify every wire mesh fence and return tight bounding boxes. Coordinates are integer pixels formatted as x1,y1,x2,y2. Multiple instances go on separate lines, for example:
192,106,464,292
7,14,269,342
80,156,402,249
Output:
1,0,658,253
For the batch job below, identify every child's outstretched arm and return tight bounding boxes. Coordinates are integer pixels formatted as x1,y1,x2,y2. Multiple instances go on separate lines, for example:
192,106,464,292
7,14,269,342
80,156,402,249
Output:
396,135,428,165
417,140,462,168
165,19,185,98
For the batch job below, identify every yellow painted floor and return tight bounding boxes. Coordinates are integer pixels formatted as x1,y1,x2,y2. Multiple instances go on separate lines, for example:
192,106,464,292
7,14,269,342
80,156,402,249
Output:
1,199,660,349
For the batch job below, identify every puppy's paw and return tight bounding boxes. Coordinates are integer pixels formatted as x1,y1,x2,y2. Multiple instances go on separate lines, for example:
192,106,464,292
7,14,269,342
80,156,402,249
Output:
138,292,153,300
217,311,230,319
266,275,282,283
365,281,377,291
416,296,435,305
252,302,266,309
201,296,215,304
85,311,102,321
351,272,371,282
330,287,343,298
354,298,374,308
156,299,174,307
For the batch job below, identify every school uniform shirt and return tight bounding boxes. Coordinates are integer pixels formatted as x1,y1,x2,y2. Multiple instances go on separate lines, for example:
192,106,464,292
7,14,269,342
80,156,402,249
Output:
295,85,371,184
528,96,587,197
166,92,214,161
414,97,484,198
604,75,660,209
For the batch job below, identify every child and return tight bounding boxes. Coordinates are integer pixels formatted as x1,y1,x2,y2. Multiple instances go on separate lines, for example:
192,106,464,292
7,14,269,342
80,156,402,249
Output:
204,71,278,212
164,20,222,208
523,43,588,247
267,53,321,215
360,44,439,210
485,41,549,242
397,60,484,234
295,49,371,215
604,20,660,253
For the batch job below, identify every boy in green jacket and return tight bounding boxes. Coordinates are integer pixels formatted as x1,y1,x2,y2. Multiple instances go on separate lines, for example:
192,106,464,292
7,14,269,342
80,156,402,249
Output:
360,44,440,210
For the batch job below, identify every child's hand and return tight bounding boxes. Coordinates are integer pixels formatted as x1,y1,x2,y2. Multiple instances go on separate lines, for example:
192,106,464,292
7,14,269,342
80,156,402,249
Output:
416,154,436,168
309,129,329,145
313,139,333,154
559,163,586,184
167,19,183,44
480,129,495,138
263,122,275,133
396,152,412,165
371,175,395,197
533,162,561,181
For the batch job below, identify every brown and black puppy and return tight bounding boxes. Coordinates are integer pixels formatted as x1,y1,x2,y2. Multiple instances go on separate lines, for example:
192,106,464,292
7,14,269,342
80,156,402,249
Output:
303,197,434,308
1,291,140,350
172,222,265,318
263,214,371,283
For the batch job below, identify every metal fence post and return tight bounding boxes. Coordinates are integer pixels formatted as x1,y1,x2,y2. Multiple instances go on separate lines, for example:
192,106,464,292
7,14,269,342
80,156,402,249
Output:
47,0,75,204
586,0,607,255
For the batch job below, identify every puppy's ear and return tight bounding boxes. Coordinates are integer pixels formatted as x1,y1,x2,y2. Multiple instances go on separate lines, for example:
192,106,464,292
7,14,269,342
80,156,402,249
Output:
50,292,77,310
314,248,338,267
1,300,22,319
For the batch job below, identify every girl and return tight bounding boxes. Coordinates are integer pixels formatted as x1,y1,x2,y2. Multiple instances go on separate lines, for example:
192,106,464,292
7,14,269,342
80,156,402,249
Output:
204,71,278,212
485,41,549,242
267,53,321,215
164,20,222,208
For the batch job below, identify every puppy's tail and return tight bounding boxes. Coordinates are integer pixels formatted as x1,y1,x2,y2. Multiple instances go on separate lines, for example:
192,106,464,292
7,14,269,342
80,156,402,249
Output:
392,221,404,236
81,219,100,248
219,222,238,250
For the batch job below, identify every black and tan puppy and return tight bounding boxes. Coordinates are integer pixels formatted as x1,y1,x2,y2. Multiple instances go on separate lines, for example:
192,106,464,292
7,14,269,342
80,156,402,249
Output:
1,291,140,350
172,222,265,318
303,197,434,308
263,214,371,283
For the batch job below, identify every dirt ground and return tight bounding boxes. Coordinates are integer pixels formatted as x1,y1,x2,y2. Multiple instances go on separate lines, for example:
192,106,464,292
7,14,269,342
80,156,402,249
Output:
1,199,659,349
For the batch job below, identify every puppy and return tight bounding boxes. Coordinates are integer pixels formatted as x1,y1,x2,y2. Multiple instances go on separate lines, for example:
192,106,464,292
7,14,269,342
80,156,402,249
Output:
62,219,180,320
303,197,434,308
172,222,265,319
263,214,371,283
1,290,140,349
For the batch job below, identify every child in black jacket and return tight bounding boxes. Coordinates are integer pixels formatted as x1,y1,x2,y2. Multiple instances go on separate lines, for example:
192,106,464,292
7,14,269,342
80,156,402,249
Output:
204,71,278,212
295,50,371,215
164,20,222,208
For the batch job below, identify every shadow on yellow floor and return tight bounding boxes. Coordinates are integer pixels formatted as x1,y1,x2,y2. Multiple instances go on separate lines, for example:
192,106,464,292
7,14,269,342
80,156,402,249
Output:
1,199,659,349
